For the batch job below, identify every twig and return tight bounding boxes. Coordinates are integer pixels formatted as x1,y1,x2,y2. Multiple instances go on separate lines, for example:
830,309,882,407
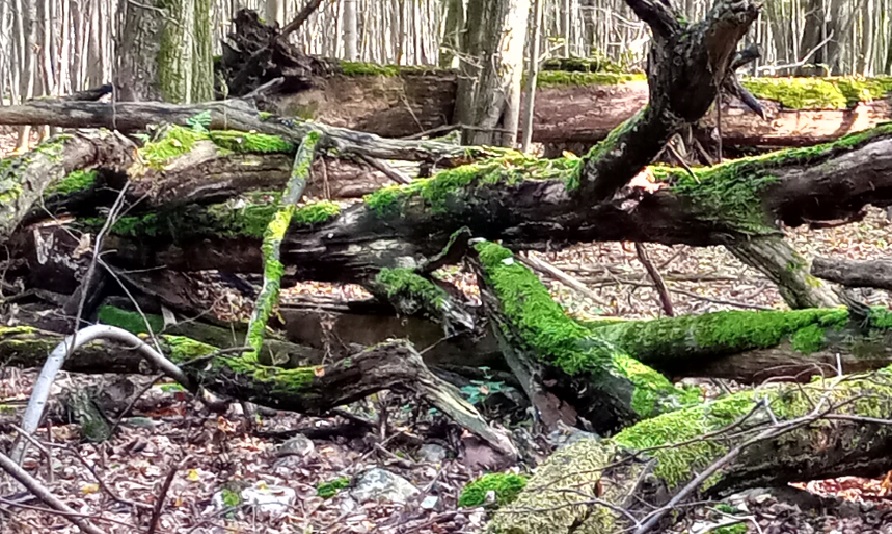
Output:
634,243,675,316
519,254,608,307
0,451,108,534
357,154,412,184
147,455,191,534
279,0,325,39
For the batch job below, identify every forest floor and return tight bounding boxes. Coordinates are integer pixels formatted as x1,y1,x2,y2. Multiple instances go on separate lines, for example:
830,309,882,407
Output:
1,129,891,533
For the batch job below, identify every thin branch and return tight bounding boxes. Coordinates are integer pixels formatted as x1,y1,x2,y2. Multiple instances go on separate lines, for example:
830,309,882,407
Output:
0,451,108,534
280,0,325,38
9,325,190,464
634,243,675,316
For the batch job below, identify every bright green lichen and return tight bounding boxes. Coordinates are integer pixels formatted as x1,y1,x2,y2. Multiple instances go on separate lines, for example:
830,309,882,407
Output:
316,477,350,498
140,126,209,168
245,131,320,362
47,169,99,196
459,473,529,508
209,131,294,154
596,308,849,361
536,71,645,88
741,76,892,109
162,334,319,391
139,127,297,169
339,62,439,77
475,242,695,418
374,268,448,318
654,122,892,234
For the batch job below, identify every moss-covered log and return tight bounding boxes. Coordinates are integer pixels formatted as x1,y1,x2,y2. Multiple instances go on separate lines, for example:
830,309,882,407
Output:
369,267,475,336
68,126,892,288
471,241,701,432
0,130,135,242
726,235,838,309
244,131,319,360
485,364,892,533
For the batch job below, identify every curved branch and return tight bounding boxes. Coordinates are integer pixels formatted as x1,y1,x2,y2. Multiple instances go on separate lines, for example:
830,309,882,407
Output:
9,325,189,464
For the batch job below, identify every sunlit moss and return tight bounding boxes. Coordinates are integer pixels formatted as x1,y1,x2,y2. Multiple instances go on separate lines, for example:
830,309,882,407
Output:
742,76,892,109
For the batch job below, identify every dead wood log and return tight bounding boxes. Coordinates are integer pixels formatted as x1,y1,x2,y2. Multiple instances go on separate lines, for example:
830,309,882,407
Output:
811,257,892,290
0,131,135,243
485,363,892,533
0,325,516,458
466,241,892,433
217,16,892,151
53,127,892,303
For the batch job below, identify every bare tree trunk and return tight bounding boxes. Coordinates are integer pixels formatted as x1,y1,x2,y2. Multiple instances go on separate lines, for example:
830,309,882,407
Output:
521,0,543,153
454,0,532,147
115,0,196,103
192,0,215,102
14,0,38,153
344,0,358,61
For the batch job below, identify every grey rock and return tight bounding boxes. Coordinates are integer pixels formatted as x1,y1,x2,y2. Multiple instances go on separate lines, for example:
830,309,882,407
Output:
350,468,419,504
419,443,448,463
276,434,315,457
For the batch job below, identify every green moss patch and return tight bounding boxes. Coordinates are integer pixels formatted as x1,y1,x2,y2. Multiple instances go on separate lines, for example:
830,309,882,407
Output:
475,242,695,418
459,472,528,508
375,268,448,311
742,76,892,109
654,123,892,234
536,71,645,88
364,153,579,217
47,169,99,196
316,477,350,498
77,194,340,240
98,305,165,335
139,126,294,169
596,308,849,360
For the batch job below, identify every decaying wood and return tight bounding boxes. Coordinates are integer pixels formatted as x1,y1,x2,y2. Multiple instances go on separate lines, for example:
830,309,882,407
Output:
487,363,892,534
811,257,892,290
58,134,892,289
0,130,135,243
0,327,516,458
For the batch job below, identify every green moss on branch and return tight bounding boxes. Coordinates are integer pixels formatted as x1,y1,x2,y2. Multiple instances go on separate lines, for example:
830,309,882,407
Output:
363,153,578,217
245,131,320,362
459,473,529,508
475,242,698,420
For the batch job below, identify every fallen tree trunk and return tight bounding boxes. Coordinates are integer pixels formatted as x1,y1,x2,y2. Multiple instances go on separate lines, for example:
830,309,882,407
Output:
468,241,892,432
31,124,887,305
485,362,892,533
0,130,135,242
811,257,892,290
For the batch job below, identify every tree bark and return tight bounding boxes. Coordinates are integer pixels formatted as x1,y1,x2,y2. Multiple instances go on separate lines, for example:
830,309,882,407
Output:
454,0,531,147
0,130,135,243
811,257,892,290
